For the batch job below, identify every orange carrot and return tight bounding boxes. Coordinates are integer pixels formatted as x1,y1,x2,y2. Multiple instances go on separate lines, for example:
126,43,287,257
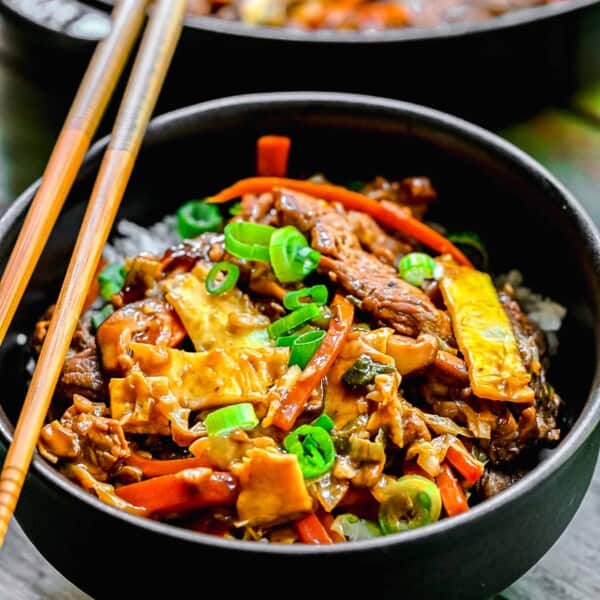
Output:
319,511,344,543
436,462,469,516
257,136,291,177
446,444,484,486
208,177,472,267
125,453,210,478
272,294,354,431
115,467,238,516
295,513,333,544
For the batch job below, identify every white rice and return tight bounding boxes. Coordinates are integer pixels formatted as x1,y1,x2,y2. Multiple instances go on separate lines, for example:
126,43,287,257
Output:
102,215,179,264
496,269,566,354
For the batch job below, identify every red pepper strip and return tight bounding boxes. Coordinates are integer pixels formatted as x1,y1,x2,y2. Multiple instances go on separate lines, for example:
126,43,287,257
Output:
271,294,354,431
115,468,238,516
125,454,210,478
435,462,469,517
257,136,291,177
295,513,333,544
446,444,485,486
208,177,472,267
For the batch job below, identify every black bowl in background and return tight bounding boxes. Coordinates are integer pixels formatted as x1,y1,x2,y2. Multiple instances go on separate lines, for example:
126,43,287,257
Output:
1,93,600,599
1,0,600,126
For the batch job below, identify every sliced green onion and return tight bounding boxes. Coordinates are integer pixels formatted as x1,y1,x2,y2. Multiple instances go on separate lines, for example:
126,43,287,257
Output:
331,514,381,541
378,475,442,534
275,333,301,347
98,262,125,300
205,261,240,295
205,403,259,437
283,285,329,310
447,231,489,271
289,330,326,369
312,413,334,432
267,303,322,339
269,226,321,283
91,304,114,331
224,222,275,262
284,424,335,480
342,355,395,387
398,252,437,288
177,200,223,239
229,202,242,216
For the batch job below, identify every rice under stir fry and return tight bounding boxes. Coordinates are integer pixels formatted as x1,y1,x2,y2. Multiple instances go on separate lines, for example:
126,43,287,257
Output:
33,135,564,544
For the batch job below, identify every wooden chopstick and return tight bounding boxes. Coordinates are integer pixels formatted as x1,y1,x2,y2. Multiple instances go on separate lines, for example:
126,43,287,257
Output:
0,0,149,350
0,0,188,547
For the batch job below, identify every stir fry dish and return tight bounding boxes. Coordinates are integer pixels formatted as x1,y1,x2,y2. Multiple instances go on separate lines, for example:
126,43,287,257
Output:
187,0,567,31
34,135,565,544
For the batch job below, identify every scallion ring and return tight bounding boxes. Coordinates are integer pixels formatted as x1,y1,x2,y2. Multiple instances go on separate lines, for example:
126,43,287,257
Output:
283,284,329,310
267,303,322,339
275,333,302,347
176,200,223,239
289,329,326,369
284,424,335,480
312,413,335,432
378,475,442,534
398,252,437,288
269,226,321,283
224,222,275,262
205,403,259,437
205,261,240,295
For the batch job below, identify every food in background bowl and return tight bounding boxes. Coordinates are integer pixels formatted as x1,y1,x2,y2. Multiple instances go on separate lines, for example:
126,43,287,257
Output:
33,134,565,544
187,0,568,31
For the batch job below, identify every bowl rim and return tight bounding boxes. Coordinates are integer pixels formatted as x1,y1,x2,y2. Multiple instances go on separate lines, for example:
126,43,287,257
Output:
95,0,600,44
1,91,600,555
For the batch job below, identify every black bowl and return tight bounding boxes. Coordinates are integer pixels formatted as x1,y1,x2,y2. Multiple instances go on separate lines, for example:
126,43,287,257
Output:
1,93,599,599
2,1,600,126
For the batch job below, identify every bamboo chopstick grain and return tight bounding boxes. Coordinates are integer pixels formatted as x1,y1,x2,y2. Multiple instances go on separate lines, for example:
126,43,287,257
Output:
0,0,187,548
0,0,148,350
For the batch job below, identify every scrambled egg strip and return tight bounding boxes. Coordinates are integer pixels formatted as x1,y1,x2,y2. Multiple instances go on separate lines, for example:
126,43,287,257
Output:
112,342,289,412
163,263,270,352
439,262,534,403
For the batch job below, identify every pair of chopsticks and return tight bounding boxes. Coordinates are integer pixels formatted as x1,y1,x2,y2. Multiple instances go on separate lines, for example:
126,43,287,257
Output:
0,0,188,547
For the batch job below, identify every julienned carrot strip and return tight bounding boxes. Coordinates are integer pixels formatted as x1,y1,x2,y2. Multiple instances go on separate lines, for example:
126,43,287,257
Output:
257,136,291,177
125,453,210,478
446,445,485,486
208,177,472,267
319,511,344,543
436,462,469,516
115,467,238,516
295,513,333,545
271,294,354,431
